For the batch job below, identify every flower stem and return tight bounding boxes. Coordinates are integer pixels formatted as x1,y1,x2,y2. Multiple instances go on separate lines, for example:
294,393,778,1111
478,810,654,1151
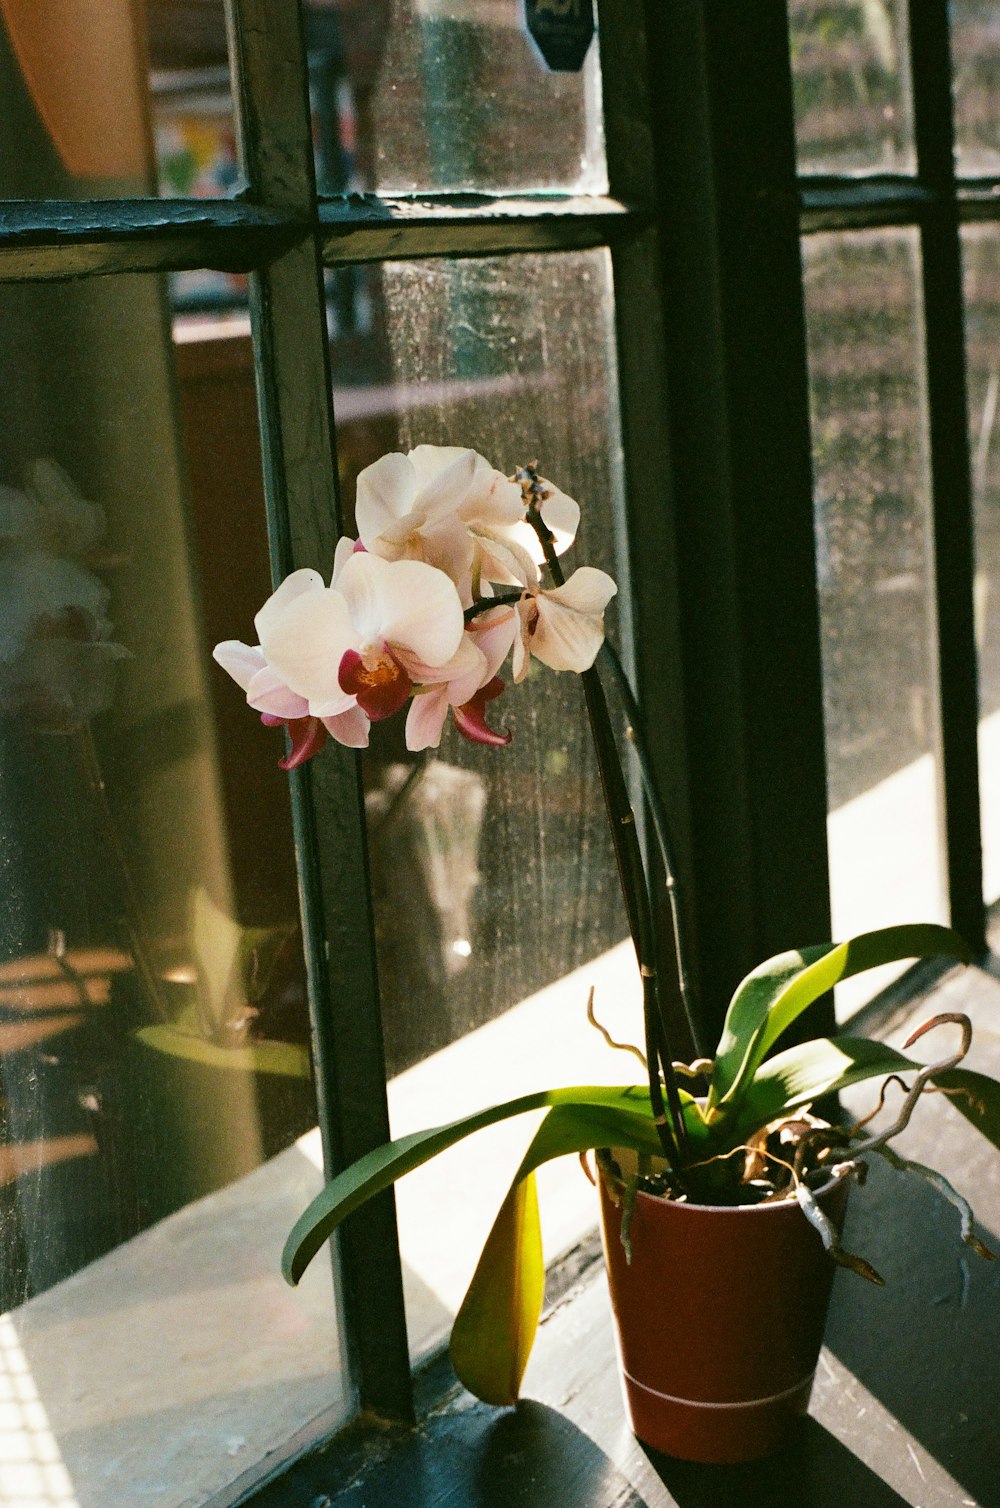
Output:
597,640,705,1058
518,469,690,1169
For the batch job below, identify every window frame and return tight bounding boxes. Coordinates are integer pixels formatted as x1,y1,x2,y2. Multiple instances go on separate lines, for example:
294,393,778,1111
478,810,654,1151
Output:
0,0,994,1499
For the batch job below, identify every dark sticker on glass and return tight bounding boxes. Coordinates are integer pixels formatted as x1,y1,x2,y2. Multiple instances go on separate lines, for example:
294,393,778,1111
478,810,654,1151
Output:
524,0,595,73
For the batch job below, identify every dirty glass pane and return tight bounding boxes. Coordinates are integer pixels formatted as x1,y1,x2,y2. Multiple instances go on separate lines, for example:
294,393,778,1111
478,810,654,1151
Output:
803,230,946,1016
964,226,1000,904
0,1,241,205
788,0,914,175
329,249,636,1357
303,0,607,195
0,277,341,1507
952,0,1000,177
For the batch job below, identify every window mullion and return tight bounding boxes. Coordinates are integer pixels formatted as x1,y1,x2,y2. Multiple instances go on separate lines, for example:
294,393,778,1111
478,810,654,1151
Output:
596,0,702,1048
909,0,986,950
223,0,414,1425
630,0,832,1044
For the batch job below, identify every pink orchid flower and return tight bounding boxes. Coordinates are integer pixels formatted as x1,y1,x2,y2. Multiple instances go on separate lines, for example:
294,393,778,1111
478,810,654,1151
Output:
405,607,517,751
212,639,370,768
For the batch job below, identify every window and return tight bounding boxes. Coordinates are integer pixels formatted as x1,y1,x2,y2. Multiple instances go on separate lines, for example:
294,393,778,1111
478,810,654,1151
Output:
1,3,994,1504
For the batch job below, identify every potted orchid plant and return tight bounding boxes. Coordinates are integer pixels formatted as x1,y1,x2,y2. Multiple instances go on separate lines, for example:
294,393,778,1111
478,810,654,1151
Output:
214,445,1000,1463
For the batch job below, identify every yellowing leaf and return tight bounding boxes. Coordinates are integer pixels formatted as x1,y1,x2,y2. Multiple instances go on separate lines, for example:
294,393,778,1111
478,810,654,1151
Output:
449,1172,544,1407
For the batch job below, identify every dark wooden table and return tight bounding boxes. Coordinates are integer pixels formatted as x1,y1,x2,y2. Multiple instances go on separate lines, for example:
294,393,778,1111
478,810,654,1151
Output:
251,956,1000,1507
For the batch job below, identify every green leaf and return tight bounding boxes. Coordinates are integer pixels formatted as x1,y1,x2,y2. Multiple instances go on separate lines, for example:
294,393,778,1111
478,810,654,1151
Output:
733,1035,916,1137
709,924,969,1117
450,1101,661,1405
282,1085,656,1286
733,1041,1000,1155
933,1067,1000,1153
134,1024,310,1078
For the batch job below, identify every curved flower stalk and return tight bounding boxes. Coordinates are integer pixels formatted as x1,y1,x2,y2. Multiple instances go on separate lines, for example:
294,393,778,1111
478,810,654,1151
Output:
213,444,1000,1409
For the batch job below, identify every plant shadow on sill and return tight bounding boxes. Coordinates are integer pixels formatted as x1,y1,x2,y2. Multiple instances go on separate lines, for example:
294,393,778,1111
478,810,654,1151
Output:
821,1160,1000,1508
643,1420,910,1508
815,960,1000,1508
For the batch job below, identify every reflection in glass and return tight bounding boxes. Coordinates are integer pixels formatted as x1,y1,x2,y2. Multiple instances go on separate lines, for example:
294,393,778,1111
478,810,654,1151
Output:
788,0,913,174
326,250,635,1354
952,0,1000,176
963,226,1000,903
803,230,946,1012
0,280,340,1506
304,0,607,195
0,0,240,206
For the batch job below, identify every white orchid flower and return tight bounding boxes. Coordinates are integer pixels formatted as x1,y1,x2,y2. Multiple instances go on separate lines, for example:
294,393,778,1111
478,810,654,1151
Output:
511,567,617,683
355,445,530,603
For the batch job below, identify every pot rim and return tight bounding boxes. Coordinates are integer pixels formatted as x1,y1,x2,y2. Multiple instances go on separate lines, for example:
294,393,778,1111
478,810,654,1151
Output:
597,1148,847,1214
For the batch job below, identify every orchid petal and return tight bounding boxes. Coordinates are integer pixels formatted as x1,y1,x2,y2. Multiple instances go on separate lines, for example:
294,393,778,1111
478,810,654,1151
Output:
355,453,418,550
454,677,512,747
503,479,580,568
476,533,539,591
405,684,450,751
548,566,618,615
254,568,326,645
530,568,616,674
278,716,329,770
259,585,356,704
338,647,413,721
538,483,580,548
410,447,481,522
512,599,533,684
468,608,518,683
461,470,525,529
213,640,266,693
309,687,359,718
331,536,357,585
395,632,486,700
337,553,464,667
321,704,371,749
246,664,310,719
419,518,477,602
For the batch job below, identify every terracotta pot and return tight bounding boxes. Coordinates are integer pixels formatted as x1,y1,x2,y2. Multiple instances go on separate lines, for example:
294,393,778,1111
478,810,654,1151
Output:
598,1158,848,1464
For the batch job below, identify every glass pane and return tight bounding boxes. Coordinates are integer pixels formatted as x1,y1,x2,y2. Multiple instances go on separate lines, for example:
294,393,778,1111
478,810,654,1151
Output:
788,0,914,174
952,0,1000,176
0,1,241,201
0,278,342,1506
964,225,1000,904
803,229,946,1016
304,0,607,195
329,249,635,1356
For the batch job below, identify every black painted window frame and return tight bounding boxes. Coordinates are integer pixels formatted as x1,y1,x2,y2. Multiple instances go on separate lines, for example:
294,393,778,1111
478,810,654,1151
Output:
0,1,994,1500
